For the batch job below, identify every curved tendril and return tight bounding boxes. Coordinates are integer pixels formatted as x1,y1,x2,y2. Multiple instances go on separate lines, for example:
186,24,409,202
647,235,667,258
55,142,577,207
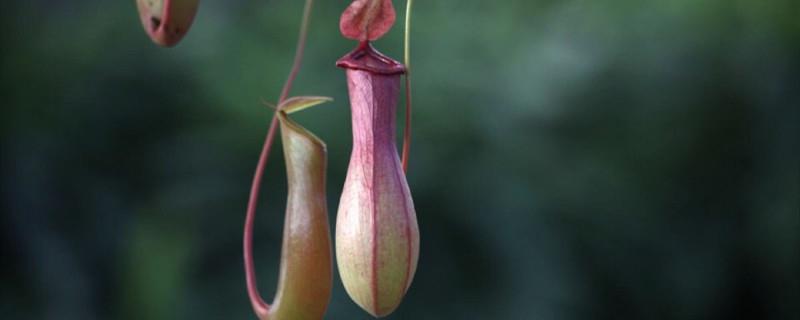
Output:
243,0,315,318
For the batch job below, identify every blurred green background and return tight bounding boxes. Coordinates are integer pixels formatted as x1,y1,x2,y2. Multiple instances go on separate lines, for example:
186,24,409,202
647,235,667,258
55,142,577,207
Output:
1,0,798,319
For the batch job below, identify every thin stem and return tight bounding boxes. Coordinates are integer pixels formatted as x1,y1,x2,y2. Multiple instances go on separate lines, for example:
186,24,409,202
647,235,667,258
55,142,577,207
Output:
401,0,414,172
403,0,413,72
244,0,314,318
280,0,314,103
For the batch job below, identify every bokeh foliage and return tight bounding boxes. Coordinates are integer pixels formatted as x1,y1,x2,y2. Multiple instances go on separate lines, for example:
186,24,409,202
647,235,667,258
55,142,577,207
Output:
1,0,798,319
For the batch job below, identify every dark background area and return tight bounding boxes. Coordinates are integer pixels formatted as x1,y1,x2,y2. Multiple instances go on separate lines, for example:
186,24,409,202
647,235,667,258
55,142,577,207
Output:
1,0,798,319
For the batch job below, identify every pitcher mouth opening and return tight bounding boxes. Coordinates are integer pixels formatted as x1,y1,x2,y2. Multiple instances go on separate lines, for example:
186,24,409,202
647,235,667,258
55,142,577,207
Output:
336,42,407,75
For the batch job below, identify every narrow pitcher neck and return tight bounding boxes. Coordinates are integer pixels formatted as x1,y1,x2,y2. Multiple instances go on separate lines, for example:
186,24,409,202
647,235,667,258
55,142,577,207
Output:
337,42,406,153
346,69,401,150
